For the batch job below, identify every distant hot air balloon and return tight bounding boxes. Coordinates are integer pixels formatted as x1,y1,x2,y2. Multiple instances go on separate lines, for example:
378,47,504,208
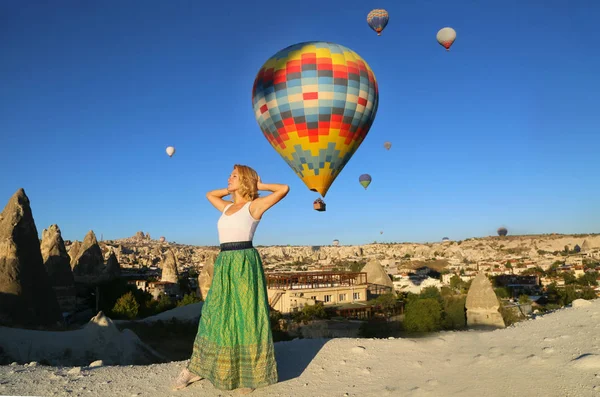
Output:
252,42,379,198
367,9,389,36
442,237,450,242
497,227,508,237
159,236,166,243
359,174,372,189
333,239,340,247
436,27,457,51
166,146,176,157
380,230,383,235
384,141,392,150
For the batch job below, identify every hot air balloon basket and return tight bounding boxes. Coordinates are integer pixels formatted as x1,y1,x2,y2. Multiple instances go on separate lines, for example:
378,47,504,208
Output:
313,199,326,212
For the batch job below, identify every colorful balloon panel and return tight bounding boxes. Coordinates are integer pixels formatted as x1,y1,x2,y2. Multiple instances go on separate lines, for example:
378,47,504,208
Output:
252,42,379,197
367,9,389,36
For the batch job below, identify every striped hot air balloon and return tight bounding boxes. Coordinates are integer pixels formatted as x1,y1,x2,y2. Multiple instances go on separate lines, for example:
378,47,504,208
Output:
252,42,379,197
367,9,389,36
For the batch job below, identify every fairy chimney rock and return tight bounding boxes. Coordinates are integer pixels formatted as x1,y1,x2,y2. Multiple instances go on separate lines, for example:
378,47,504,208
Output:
161,249,179,283
581,240,590,252
105,252,121,279
68,240,82,266
71,230,105,278
465,272,505,329
362,258,393,288
0,188,62,326
199,252,217,300
41,224,76,313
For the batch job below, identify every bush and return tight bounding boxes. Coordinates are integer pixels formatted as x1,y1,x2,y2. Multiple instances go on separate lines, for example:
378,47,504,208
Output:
499,302,523,326
442,295,466,330
156,294,176,313
112,291,139,320
292,302,328,324
403,298,442,333
177,293,202,308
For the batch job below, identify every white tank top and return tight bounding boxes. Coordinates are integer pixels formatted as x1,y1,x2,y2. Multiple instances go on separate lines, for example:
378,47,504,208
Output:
217,201,260,244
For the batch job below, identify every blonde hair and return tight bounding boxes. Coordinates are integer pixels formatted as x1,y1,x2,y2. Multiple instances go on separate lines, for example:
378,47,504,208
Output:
234,164,259,201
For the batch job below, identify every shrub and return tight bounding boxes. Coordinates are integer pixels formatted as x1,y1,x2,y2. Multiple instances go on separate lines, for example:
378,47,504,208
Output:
442,295,466,330
403,298,442,333
177,293,202,308
112,291,139,320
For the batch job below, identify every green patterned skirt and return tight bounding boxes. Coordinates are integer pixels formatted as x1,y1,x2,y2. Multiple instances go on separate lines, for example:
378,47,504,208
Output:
187,246,278,390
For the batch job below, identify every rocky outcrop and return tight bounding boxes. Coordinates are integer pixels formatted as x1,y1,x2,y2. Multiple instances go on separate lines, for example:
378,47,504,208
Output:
71,231,105,281
105,252,121,279
581,240,590,252
361,259,393,289
465,272,505,329
40,224,76,314
160,249,179,283
0,189,62,326
198,252,217,300
0,311,167,366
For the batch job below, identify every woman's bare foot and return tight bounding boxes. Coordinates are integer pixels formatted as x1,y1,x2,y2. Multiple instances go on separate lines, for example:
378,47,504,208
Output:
172,368,203,391
236,387,255,394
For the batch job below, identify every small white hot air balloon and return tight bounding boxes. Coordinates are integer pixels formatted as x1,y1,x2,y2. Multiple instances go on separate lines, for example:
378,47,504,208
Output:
166,146,176,157
436,27,457,51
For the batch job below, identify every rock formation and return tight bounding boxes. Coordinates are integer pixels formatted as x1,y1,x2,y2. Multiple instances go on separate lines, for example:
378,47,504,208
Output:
71,230,105,280
361,259,394,289
198,252,217,300
160,249,179,283
0,188,62,326
67,240,82,264
581,239,590,252
0,311,167,365
465,272,505,329
40,224,76,314
104,252,121,279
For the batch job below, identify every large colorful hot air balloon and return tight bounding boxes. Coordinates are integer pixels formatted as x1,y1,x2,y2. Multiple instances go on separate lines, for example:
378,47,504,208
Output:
166,146,176,157
252,42,379,197
367,9,389,36
384,141,391,150
359,173,372,189
436,27,457,51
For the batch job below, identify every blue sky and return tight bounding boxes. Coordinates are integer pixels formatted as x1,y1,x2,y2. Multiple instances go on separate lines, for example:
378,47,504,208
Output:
1,1,598,246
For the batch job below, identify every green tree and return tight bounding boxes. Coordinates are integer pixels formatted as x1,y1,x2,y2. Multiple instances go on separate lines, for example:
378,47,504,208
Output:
580,287,597,300
156,294,175,313
403,298,442,333
558,285,578,306
494,287,511,299
441,295,466,330
111,291,139,320
577,272,598,287
419,286,442,303
177,293,202,307
449,275,465,291
518,294,531,304
562,272,577,285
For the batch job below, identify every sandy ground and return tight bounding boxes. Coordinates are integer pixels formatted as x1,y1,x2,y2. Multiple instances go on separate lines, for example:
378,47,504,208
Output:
1,299,599,397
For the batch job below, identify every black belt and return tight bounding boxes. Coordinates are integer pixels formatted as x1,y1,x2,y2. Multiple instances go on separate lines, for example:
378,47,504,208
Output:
220,241,253,251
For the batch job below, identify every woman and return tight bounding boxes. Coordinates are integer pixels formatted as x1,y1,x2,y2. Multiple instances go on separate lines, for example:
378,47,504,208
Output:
173,164,289,394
